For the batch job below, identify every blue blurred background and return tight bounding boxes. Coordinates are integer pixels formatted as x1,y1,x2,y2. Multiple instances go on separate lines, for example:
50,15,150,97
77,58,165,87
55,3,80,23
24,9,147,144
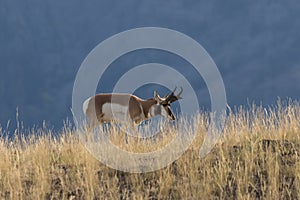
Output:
1,0,300,132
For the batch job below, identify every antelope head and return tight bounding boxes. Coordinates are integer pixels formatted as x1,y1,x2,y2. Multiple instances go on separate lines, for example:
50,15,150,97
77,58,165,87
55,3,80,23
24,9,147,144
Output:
153,87,183,120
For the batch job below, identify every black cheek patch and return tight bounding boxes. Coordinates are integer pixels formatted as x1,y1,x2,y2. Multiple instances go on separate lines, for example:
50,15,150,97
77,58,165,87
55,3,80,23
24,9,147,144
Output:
167,107,174,117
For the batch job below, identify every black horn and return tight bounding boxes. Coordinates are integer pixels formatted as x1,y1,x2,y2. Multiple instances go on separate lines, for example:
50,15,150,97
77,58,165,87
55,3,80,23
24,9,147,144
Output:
165,87,183,103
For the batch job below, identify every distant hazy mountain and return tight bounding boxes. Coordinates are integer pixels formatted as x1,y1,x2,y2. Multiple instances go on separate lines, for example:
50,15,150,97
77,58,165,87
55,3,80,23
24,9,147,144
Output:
1,0,300,132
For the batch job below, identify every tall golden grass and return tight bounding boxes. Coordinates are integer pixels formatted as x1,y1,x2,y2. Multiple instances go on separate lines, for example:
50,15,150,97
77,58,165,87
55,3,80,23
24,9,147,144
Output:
0,101,299,199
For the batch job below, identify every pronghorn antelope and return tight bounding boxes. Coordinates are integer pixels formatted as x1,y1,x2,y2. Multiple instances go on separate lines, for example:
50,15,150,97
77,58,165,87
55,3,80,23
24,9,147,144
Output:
83,87,183,126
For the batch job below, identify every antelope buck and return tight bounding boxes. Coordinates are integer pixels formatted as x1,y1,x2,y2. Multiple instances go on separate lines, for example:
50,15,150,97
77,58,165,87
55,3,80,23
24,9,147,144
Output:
83,87,183,126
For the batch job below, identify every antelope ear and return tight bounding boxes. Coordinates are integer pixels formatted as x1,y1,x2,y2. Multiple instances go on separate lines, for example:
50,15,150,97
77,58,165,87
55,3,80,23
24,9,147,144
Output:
154,91,161,102
154,90,158,98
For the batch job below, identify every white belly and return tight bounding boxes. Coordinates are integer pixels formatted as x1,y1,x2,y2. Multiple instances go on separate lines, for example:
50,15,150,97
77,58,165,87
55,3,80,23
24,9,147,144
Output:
102,103,129,122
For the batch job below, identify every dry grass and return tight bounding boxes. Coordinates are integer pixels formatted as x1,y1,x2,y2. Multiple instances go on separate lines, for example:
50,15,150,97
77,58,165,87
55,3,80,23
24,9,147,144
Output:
0,101,300,199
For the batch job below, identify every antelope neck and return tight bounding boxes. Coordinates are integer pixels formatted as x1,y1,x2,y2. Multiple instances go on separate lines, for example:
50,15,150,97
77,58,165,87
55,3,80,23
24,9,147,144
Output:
140,98,158,118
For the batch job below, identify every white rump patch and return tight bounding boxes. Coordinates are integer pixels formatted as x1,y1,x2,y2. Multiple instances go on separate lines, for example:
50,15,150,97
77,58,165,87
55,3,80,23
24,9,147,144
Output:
102,103,129,122
83,97,91,115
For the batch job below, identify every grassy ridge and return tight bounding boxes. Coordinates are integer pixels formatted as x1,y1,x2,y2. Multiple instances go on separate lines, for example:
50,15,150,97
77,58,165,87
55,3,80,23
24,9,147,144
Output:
0,102,300,199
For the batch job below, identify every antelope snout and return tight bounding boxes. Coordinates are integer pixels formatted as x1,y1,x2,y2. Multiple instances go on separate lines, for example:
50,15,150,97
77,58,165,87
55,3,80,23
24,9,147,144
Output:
170,115,175,121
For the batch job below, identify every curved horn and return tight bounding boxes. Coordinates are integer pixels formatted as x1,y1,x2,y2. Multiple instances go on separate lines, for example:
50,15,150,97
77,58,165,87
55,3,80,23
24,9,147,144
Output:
164,87,176,99
164,87,174,102
171,87,177,95
176,87,183,98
